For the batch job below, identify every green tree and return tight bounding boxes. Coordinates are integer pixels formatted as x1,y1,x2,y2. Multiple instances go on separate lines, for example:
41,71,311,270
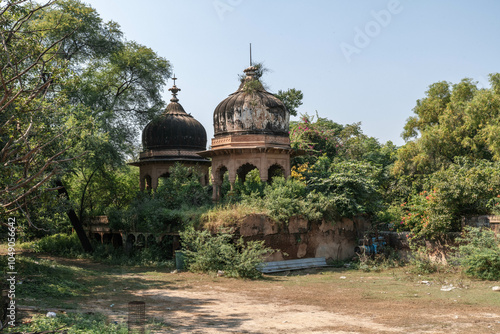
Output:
37,0,170,224
0,0,93,243
275,88,303,116
395,75,500,177
1,1,171,250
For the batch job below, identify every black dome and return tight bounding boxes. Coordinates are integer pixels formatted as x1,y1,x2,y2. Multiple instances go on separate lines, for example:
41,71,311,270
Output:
142,94,207,151
213,66,289,137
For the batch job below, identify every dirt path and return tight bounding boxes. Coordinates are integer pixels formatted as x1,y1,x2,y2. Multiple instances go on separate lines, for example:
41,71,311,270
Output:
135,287,404,333
82,270,500,334
16,255,500,334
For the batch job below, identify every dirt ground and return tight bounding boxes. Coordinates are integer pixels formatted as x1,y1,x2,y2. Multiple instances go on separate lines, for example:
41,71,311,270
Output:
36,257,500,334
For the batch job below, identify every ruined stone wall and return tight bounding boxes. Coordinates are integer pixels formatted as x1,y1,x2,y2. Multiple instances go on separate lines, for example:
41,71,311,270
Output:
221,214,371,262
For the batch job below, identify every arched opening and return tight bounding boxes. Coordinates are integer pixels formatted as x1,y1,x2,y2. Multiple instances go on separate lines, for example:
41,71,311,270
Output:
143,175,152,190
112,233,123,248
136,234,146,248
217,166,228,184
237,163,259,183
268,164,285,182
102,233,112,244
126,234,136,249
147,234,156,247
157,172,170,187
93,233,102,243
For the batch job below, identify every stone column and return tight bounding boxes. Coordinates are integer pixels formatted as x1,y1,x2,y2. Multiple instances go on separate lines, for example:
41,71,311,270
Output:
139,173,145,191
228,168,237,189
212,183,219,202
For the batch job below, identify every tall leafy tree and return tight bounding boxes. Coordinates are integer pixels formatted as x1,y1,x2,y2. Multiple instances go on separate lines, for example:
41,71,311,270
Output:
1,1,171,250
275,88,303,116
395,75,500,177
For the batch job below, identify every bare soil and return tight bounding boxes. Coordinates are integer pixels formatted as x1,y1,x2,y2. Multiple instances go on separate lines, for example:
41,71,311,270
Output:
34,256,500,334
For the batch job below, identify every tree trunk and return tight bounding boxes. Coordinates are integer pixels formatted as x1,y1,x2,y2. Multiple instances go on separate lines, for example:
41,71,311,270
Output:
55,180,93,253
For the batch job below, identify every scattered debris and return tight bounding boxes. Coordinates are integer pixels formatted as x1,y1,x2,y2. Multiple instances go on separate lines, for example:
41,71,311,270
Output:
492,286,500,291
339,276,347,279
440,284,457,292
110,304,114,308
419,280,431,285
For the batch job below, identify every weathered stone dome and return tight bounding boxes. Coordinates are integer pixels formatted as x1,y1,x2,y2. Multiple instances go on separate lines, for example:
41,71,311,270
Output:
142,83,207,151
213,66,289,137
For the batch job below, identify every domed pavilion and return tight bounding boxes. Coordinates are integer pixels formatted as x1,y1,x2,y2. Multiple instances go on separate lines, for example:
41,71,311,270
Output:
199,66,294,201
130,78,210,190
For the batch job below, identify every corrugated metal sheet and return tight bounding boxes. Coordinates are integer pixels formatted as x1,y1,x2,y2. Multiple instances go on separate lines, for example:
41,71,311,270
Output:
259,257,328,274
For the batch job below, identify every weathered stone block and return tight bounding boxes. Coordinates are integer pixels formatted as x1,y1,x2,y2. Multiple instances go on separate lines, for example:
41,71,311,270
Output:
297,243,307,258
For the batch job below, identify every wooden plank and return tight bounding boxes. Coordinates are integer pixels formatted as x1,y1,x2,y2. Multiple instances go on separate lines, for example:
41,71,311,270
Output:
259,257,328,273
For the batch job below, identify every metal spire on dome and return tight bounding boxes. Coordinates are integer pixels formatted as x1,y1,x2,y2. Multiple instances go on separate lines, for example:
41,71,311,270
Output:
168,74,181,102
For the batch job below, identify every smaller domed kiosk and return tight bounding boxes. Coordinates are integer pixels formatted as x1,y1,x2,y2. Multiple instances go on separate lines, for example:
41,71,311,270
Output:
130,78,210,190
199,66,294,201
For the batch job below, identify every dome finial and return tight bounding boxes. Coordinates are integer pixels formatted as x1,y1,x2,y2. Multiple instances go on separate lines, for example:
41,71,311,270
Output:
168,74,181,102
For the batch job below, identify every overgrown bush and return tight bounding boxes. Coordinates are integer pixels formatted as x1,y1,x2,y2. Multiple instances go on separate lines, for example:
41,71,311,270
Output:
21,233,83,256
306,158,382,218
355,251,401,273
455,227,500,280
20,233,174,267
107,163,211,233
4,313,129,333
393,158,500,239
180,228,274,279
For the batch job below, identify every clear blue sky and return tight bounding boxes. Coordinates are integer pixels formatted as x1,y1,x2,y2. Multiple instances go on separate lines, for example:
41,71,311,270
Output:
83,0,500,146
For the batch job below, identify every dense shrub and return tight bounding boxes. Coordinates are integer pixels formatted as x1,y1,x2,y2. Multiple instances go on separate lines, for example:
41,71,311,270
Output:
21,233,83,255
455,227,500,280
156,163,211,208
393,158,500,238
21,233,174,267
306,158,382,218
108,163,211,232
180,228,274,279
4,313,129,333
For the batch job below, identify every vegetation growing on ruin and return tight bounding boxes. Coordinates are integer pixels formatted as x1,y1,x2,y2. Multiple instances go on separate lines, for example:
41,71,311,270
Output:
3,0,500,283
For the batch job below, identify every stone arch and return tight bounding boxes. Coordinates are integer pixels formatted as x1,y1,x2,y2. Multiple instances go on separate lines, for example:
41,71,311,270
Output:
212,165,229,202
112,233,123,248
147,234,156,246
126,234,136,248
157,172,171,187
136,234,145,247
268,163,285,181
143,174,152,191
216,165,228,184
237,163,259,183
102,233,112,244
93,233,102,243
